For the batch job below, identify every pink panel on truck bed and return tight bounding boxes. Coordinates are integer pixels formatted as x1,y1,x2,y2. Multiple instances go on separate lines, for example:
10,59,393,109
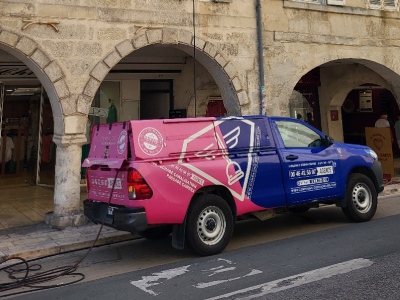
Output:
82,122,129,168
130,117,219,160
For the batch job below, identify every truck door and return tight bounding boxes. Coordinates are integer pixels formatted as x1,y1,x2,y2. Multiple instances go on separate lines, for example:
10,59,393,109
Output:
272,119,340,206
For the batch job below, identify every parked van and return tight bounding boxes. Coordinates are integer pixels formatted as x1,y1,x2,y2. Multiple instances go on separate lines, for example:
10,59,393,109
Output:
83,116,383,256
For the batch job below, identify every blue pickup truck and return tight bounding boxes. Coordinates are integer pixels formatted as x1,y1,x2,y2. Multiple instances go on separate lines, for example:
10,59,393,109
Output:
83,115,384,256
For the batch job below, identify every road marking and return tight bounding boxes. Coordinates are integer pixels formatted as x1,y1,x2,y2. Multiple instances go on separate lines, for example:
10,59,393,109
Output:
130,258,262,296
130,265,191,296
206,258,373,300
194,269,263,289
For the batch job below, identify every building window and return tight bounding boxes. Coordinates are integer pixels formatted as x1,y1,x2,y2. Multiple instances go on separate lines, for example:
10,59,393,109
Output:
368,0,398,10
291,0,324,4
326,0,345,5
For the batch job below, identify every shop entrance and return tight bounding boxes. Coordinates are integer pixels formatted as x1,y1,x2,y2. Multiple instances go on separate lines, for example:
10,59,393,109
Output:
341,86,400,155
0,83,55,188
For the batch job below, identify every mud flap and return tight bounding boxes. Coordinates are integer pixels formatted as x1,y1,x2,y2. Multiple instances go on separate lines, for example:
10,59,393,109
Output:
172,223,186,250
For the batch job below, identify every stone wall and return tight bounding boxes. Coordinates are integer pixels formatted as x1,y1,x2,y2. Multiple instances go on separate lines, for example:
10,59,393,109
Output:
264,2,400,117
3,0,400,228
0,0,259,137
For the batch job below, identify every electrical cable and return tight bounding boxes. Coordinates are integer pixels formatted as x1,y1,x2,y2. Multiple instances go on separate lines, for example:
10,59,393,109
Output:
192,0,196,112
0,169,120,298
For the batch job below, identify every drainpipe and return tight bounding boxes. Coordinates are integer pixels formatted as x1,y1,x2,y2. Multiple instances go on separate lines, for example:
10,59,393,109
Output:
256,0,266,115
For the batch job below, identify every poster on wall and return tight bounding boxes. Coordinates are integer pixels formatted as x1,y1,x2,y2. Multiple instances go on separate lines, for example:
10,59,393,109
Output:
359,90,373,112
89,107,109,118
365,127,394,180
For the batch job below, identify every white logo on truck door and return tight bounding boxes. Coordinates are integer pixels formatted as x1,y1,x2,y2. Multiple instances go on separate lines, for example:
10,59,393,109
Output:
288,160,337,194
317,166,333,175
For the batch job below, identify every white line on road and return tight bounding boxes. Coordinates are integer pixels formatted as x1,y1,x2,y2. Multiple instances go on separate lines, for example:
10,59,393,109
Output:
206,258,373,300
130,265,191,296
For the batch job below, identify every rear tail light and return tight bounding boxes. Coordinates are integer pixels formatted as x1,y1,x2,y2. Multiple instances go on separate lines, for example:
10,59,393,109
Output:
127,168,153,200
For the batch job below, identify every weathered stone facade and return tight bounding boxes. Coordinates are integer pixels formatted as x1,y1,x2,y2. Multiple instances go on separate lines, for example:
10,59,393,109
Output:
1,0,400,227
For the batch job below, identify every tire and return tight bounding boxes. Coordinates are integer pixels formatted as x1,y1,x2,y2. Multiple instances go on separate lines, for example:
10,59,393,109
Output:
186,194,234,256
138,225,173,240
341,174,377,222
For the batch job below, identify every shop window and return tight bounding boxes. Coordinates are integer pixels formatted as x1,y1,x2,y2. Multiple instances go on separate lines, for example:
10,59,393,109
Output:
368,0,398,10
288,91,312,122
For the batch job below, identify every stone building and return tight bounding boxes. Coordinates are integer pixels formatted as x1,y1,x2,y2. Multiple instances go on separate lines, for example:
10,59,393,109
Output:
0,0,399,228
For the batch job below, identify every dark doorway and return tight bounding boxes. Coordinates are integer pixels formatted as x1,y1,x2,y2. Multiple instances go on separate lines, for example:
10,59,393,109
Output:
140,80,173,119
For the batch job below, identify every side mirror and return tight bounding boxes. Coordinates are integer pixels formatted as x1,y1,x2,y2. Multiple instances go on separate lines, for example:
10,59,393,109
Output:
325,135,334,146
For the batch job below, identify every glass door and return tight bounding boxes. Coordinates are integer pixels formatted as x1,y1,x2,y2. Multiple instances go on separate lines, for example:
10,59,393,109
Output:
0,84,38,187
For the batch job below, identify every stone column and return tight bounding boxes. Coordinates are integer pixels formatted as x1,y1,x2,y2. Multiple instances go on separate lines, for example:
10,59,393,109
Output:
45,133,88,229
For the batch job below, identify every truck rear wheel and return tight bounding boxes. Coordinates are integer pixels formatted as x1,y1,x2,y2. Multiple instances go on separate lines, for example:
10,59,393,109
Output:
186,194,234,256
342,174,377,222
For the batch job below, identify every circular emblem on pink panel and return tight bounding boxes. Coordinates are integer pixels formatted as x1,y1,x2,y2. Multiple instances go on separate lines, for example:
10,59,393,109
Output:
138,127,164,156
117,130,128,154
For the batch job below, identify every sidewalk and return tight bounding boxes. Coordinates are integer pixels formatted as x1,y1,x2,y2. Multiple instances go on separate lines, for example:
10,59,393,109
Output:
0,222,137,263
1,181,400,263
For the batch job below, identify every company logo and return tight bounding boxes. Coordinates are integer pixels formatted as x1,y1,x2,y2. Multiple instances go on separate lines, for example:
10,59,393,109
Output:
138,127,164,156
178,118,255,201
373,138,383,150
117,130,128,154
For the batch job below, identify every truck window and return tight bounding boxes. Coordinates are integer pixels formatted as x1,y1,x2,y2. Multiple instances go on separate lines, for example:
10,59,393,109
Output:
275,120,322,148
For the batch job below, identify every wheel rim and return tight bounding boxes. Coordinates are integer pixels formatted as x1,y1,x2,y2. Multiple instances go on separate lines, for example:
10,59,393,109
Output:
351,183,372,213
196,206,226,246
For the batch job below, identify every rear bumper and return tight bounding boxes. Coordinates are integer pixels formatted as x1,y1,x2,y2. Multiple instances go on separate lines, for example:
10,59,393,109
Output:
83,200,148,233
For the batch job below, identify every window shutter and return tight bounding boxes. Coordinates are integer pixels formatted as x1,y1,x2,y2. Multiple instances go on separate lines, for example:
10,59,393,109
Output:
292,0,323,4
383,0,398,10
327,0,345,5
368,0,383,9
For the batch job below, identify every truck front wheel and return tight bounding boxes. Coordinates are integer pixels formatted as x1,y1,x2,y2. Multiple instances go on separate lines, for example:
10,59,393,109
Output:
342,174,377,222
186,194,234,256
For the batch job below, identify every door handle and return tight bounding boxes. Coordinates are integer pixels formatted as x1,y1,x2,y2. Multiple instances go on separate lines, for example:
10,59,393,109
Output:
286,155,299,161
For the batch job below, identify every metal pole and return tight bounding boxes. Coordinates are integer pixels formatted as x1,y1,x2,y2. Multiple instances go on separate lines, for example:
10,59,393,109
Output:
256,0,266,115
193,0,197,117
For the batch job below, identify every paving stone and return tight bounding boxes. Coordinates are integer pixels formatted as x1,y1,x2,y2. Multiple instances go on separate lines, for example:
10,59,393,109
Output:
0,241,14,249
12,237,52,247
5,243,60,260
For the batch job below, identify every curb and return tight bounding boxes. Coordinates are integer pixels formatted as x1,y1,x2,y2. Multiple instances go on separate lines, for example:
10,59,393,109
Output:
0,225,138,263
382,183,400,196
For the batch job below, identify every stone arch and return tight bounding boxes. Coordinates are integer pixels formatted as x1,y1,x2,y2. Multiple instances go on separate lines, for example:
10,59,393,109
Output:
81,28,246,118
321,62,400,141
327,64,390,108
0,26,67,137
268,50,400,117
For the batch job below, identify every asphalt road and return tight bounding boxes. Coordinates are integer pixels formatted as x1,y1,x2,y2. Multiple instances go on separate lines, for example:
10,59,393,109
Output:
3,194,400,300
